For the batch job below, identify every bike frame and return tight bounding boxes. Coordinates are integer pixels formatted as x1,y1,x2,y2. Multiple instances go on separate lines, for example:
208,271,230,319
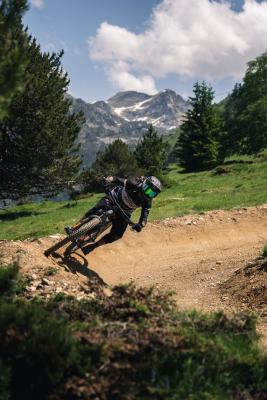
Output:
73,187,135,247
44,183,137,257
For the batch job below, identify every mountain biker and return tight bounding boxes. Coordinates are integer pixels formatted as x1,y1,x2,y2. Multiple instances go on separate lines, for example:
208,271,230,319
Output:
65,175,162,254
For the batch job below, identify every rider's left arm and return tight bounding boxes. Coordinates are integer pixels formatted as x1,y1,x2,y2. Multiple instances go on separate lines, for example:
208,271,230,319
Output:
139,199,152,228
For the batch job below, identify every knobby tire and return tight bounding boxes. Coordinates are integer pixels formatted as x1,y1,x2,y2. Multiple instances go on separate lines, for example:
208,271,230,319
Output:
44,217,101,256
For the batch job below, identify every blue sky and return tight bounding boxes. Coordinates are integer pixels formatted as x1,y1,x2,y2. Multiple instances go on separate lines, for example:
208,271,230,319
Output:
24,0,267,102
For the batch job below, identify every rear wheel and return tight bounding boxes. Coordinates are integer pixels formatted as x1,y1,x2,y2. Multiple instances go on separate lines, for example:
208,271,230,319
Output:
44,217,101,256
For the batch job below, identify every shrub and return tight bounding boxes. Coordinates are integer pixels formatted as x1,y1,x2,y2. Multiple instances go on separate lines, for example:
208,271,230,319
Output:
213,165,232,175
44,266,58,276
0,263,19,296
1,271,267,399
0,301,76,400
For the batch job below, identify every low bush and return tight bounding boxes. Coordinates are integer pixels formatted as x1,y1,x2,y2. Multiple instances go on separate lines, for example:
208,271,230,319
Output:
0,263,267,399
0,301,76,400
255,149,267,162
213,165,232,175
0,261,27,295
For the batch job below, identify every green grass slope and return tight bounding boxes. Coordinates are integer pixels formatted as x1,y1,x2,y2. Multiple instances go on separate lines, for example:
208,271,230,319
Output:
153,153,267,220
1,152,266,240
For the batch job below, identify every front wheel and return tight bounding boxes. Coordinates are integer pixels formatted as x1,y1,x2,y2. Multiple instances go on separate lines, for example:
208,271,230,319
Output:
44,217,101,257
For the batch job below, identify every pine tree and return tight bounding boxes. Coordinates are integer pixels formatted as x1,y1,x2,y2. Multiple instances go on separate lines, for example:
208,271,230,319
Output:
221,83,244,156
82,139,141,192
174,82,225,172
0,0,29,120
224,51,267,154
0,36,84,200
134,125,167,176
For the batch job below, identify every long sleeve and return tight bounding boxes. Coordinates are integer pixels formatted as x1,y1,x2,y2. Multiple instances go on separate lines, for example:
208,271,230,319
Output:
112,176,126,186
113,176,143,189
109,176,152,226
139,200,151,226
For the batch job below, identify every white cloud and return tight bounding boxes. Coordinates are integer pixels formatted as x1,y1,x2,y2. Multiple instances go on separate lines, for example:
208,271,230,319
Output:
106,61,157,94
89,0,267,92
31,0,44,9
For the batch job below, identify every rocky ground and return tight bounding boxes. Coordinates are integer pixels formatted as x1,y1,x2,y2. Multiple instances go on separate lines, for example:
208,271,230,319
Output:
1,205,267,346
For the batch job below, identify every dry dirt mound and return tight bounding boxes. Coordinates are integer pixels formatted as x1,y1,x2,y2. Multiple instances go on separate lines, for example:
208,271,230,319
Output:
1,204,267,343
0,237,106,300
221,258,267,313
220,256,267,347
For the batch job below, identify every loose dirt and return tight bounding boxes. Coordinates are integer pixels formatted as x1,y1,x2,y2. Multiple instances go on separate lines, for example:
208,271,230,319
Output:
1,205,267,346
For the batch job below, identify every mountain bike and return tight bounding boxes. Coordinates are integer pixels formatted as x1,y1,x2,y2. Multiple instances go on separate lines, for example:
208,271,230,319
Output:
44,188,135,257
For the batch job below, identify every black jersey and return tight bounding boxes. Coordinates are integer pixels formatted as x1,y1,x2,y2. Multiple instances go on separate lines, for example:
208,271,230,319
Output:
109,177,152,226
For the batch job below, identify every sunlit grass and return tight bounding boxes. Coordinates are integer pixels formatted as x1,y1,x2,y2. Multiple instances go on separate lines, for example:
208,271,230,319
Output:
1,152,266,240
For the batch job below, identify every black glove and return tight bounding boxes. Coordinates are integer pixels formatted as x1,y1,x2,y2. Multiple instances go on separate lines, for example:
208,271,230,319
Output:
132,223,142,232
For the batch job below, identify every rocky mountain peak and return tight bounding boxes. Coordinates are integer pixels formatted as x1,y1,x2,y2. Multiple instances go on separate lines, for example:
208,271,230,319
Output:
107,91,151,108
70,89,190,167
162,88,177,95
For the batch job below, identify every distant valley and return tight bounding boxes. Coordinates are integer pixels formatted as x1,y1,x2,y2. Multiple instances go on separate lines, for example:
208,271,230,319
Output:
69,89,190,167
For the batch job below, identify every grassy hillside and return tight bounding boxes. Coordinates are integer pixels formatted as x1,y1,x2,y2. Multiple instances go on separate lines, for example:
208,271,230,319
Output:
0,152,266,240
154,153,267,220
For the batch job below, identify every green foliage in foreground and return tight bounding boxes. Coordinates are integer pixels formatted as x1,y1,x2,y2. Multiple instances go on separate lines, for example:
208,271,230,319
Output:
1,152,266,240
0,263,267,400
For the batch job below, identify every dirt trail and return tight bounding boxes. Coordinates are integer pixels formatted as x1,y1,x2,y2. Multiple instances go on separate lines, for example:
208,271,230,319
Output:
1,205,267,343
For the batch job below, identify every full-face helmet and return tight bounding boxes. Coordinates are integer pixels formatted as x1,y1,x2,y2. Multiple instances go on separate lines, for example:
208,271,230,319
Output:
142,176,162,199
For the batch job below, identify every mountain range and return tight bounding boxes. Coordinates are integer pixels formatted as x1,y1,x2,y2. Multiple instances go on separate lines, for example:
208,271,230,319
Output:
69,89,190,167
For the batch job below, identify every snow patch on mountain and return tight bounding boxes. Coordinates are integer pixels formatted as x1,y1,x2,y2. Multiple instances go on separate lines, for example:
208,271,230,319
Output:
69,89,190,167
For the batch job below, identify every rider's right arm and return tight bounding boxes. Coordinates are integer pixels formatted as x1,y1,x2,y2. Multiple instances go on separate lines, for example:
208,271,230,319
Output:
125,177,144,190
113,176,142,189
112,177,126,186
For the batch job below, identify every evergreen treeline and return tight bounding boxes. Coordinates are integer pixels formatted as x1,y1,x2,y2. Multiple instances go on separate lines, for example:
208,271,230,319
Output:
0,1,83,201
1,0,266,200
134,125,168,175
85,50,267,183
81,127,167,192
174,51,267,172
223,51,267,155
174,82,225,171
81,139,141,192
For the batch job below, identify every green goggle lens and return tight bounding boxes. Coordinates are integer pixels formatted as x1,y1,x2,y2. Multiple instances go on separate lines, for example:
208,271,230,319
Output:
144,186,158,198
